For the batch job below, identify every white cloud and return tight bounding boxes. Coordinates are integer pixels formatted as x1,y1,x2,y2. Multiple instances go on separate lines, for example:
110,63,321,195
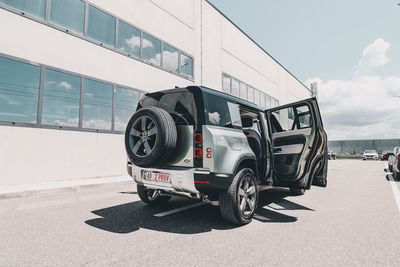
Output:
82,119,110,130
58,81,72,90
125,35,153,50
162,50,179,72
305,39,400,140
354,38,390,76
305,75,400,140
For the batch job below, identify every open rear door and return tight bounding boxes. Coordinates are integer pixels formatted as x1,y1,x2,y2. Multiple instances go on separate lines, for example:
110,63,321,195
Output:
265,98,327,189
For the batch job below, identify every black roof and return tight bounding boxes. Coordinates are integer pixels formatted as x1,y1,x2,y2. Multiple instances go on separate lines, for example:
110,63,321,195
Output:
144,86,266,111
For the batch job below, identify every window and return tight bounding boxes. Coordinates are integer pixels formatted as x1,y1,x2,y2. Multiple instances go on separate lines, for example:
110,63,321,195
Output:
260,92,265,108
271,105,311,132
231,78,240,97
254,89,260,106
239,82,247,99
142,33,161,66
0,57,40,123
222,74,231,94
82,79,113,130
42,69,81,127
227,102,242,127
162,43,179,73
140,91,197,125
205,93,232,127
0,0,46,18
117,20,141,58
50,0,85,34
115,87,139,131
180,53,193,77
87,5,116,47
247,87,254,103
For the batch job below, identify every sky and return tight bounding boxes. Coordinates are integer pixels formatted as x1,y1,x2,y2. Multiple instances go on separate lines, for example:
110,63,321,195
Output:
208,0,400,140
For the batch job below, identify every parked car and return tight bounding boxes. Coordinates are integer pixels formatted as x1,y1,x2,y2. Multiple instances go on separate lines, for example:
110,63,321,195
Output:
388,147,400,180
363,150,378,160
381,150,393,161
124,86,328,225
328,151,336,160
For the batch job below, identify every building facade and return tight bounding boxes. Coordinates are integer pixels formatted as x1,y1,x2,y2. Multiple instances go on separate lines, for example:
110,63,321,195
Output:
0,0,311,186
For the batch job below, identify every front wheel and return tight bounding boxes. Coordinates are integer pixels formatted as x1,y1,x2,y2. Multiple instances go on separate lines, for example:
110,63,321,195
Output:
137,185,171,206
219,168,258,225
290,188,305,195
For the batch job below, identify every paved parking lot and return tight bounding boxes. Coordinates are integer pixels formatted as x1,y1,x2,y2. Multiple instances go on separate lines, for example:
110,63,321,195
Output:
1,159,399,266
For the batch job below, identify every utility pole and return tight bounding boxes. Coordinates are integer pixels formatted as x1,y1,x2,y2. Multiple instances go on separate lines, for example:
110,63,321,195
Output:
310,82,318,99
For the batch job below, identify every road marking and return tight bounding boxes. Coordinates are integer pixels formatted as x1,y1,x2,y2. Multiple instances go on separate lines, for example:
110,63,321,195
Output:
387,174,400,213
153,202,205,217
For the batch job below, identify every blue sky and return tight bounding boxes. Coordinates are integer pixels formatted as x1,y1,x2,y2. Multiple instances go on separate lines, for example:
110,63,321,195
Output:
209,0,400,140
208,0,400,82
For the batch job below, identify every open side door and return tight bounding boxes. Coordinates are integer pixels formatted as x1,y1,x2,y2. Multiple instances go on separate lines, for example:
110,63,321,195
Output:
265,98,327,189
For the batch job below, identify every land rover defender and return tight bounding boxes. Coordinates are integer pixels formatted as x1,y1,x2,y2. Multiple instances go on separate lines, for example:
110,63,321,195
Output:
125,86,328,225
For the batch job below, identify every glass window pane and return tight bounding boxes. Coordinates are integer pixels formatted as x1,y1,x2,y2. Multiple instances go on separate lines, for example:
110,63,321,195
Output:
115,87,139,131
247,87,254,103
162,43,179,73
87,5,116,47
253,90,259,106
0,0,46,18
180,53,193,77
222,74,230,93
50,0,85,34
83,78,113,130
205,94,231,127
260,92,265,108
239,82,247,99
142,33,161,66
117,20,141,58
0,57,40,123
231,78,239,97
42,69,81,127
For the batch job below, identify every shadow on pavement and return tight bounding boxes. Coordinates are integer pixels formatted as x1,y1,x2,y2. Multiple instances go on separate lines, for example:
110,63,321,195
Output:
85,188,313,234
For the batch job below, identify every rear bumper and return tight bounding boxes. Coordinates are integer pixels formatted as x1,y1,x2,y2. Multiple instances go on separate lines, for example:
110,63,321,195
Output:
128,164,233,194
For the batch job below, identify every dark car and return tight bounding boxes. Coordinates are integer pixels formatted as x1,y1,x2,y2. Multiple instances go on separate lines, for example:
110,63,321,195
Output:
381,150,393,161
328,150,336,160
388,147,400,180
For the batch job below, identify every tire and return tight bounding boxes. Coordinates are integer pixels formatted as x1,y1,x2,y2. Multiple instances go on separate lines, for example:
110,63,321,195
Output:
125,107,177,167
219,168,258,225
137,185,171,206
290,188,305,195
394,171,400,181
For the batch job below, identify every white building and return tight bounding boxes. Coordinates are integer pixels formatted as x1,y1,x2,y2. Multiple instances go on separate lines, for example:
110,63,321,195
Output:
0,0,311,187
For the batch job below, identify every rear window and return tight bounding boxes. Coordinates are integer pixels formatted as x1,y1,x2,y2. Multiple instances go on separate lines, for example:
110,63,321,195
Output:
139,91,197,125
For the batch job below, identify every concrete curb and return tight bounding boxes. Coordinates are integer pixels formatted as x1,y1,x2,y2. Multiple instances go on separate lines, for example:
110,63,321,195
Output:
0,176,132,199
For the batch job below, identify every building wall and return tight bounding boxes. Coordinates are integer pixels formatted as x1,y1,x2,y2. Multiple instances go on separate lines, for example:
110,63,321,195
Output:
328,139,400,154
0,0,311,186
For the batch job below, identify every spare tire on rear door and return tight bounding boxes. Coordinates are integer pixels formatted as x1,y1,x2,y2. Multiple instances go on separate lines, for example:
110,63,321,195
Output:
125,107,177,167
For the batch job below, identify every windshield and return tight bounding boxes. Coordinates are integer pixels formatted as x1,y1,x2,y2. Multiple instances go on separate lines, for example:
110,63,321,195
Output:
364,150,376,154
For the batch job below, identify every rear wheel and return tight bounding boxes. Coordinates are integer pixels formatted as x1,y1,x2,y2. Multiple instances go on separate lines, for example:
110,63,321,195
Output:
137,185,171,206
219,168,258,225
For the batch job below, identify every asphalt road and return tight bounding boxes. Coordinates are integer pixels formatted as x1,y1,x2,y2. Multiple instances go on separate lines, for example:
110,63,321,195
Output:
1,160,399,266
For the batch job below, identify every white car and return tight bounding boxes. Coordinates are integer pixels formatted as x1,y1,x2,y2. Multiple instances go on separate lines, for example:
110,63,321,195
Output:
363,150,378,160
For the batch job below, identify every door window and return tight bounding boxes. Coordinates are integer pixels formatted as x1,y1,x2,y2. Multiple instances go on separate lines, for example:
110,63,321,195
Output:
271,104,312,133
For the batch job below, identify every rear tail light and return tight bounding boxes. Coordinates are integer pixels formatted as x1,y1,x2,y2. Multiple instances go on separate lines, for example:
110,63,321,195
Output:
193,132,203,167
398,154,400,163
194,148,203,158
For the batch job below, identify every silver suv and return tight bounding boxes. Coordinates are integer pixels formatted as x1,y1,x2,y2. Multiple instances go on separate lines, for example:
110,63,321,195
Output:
125,86,328,225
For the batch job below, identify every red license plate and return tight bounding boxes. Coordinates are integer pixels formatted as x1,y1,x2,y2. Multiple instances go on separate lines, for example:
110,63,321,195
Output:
143,171,171,184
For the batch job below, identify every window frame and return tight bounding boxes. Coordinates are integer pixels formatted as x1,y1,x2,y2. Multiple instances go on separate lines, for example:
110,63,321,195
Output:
0,1,194,81
0,53,145,134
